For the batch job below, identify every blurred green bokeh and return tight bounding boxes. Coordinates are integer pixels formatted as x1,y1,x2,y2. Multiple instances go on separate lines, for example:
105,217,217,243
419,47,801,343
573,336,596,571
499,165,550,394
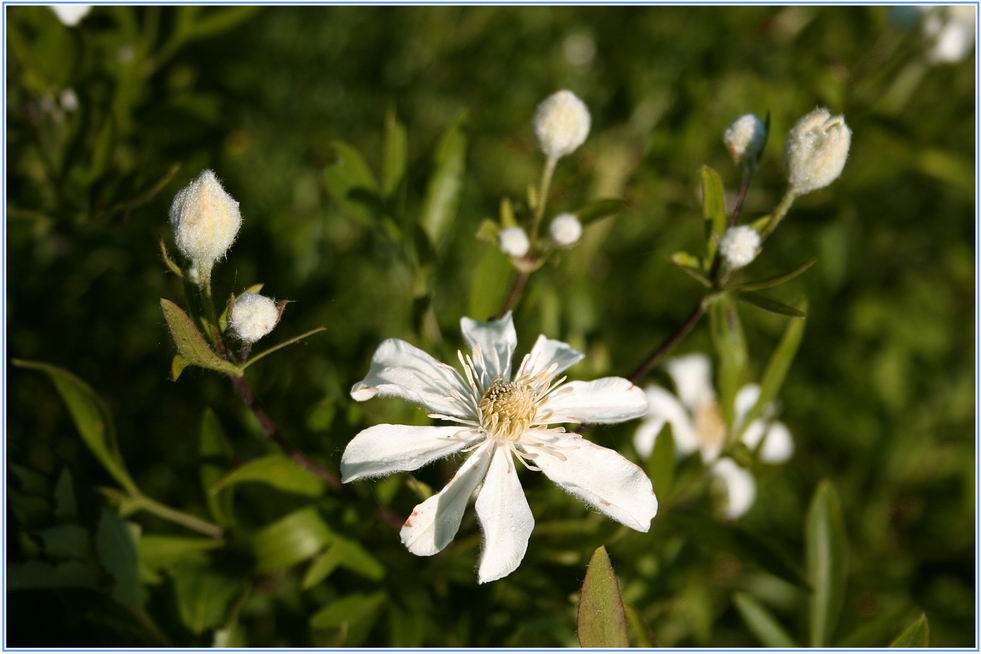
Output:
7,5,975,647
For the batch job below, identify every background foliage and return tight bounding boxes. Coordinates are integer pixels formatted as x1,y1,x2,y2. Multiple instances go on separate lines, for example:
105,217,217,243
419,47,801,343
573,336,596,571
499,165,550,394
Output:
7,5,975,647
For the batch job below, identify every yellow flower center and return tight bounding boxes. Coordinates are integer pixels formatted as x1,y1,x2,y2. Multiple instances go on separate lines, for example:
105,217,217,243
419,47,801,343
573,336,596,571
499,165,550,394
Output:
479,379,537,442
694,400,727,450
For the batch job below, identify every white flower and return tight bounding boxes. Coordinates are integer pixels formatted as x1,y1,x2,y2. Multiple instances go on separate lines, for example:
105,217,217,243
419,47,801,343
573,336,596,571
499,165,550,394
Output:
633,353,793,519
50,5,91,26
784,107,852,196
344,312,656,583
169,170,242,277
59,88,79,112
719,226,761,270
922,6,976,64
534,90,591,161
229,293,279,344
499,226,530,258
549,212,582,247
723,114,767,166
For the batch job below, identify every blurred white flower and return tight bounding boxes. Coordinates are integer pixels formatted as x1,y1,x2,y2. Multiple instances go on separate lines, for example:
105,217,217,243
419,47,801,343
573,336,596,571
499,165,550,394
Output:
344,312,655,583
499,226,530,258
549,212,582,247
719,225,761,270
169,170,242,278
723,114,767,166
922,6,976,64
563,32,596,67
50,4,90,26
59,88,79,112
785,107,851,195
633,353,793,519
230,293,279,344
534,90,591,161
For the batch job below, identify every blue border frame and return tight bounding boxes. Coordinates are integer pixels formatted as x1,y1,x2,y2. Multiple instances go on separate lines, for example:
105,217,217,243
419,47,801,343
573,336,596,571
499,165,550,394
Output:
1,1,978,651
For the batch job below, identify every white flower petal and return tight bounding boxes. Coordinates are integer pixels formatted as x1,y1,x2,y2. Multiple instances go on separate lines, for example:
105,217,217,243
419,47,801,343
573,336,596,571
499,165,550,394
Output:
632,417,665,459
351,338,473,418
637,385,701,456
535,438,658,531
340,424,477,483
517,334,584,380
475,445,534,584
538,377,648,425
759,421,794,463
460,312,518,389
734,384,761,424
711,458,756,520
399,443,493,556
666,354,714,410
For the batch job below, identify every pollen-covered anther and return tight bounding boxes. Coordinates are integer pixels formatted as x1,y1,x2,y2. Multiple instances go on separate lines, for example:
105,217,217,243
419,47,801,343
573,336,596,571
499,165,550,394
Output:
479,379,537,441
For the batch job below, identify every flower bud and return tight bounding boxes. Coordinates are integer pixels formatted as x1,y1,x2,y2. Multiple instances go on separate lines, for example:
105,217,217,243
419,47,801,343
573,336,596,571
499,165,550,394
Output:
719,226,760,270
230,293,279,344
723,114,767,166
534,90,591,161
549,212,582,247
784,108,852,195
169,170,242,276
51,5,91,26
499,226,530,258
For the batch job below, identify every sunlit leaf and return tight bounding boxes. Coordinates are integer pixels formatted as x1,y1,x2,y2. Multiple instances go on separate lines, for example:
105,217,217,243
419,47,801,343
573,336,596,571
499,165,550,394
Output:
172,564,241,636
738,306,806,435
420,112,467,249
708,294,748,427
382,108,408,197
647,423,675,501
733,592,797,648
209,455,325,498
310,592,386,630
736,257,817,291
577,546,629,647
806,480,848,647
736,290,807,318
160,300,243,377
324,141,380,222
252,506,332,573
701,165,727,262
890,613,929,647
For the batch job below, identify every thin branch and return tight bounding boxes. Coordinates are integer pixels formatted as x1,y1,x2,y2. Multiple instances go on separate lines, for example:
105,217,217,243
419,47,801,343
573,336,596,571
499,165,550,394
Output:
242,327,327,370
628,301,707,384
497,271,529,319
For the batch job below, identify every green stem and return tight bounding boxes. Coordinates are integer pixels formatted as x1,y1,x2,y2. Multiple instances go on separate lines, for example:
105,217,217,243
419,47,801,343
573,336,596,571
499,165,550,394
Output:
760,189,797,240
132,494,223,539
530,156,557,242
241,326,327,370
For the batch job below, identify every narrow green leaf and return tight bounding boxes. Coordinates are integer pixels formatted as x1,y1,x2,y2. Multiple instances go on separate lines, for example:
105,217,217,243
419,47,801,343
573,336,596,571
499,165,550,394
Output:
648,424,675,500
468,248,512,320
139,535,223,571
577,546,629,647
670,252,712,287
323,141,380,222
199,409,235,527
159,240,184,277
172,564,241,636
624,604,653,648
12,359,136,493
330,535,385,581
302,547,344,589
209,455,325,498
499,196,516,228
701,165,727,261
252,506,332,573
738,306,806,435
576,197,628,225
806,480,849,647
736,258,818,291
240,326,327,371
160,299,243,377
420,113,467,248
96,508,141,606
736,291,807,318
475,218,500,246
890,613,930,647
733,592,797,648
382,108,408,197
53,469,77,521
708,295,748,428
311,592,386,630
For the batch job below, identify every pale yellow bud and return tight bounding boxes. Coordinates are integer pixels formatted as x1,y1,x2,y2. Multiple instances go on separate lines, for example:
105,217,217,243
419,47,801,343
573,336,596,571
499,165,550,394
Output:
169,170,242,275
784,108,852,195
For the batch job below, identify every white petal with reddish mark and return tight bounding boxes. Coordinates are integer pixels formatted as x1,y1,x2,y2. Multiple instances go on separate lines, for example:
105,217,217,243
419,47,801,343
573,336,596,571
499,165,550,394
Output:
476,445,535,584
400,443,493,556
340,424,479,483
537,377,648,425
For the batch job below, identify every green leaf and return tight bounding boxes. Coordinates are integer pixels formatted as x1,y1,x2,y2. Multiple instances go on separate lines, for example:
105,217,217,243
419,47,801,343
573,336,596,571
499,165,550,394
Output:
577,546,629,647
53,469,77,521
806,480,849,647
575,197,628,225
736,258,818,291
624,604,653,647
8,560,99,590
199,409,235,527
708,295,748,428
302,548,344,589
329,535,385,581
252,506,332,573
38,524,91,560
139,535,223,571
738,306,806,436
159,240,184,277
12,360,136,493
323,141,380,222
160,300,243,377
647,423,675,500
499,196,517,228
701,165,727,261
890,613,930,647
733,592,797,648
736,291,807,318
172,564,241,636
420,112,467,248
382,108,408,197
96,508,141,606
475,218,500,246
209,455,325,498
469,248,513,320
171,355,190,382
311,592,386,630
670,251,712,287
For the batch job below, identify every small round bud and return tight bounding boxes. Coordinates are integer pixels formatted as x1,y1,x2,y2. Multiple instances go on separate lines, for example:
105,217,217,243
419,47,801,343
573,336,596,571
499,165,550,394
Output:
723,114,767,166
534,90,591,161
499,227,530,258
51,5,91,26
230,293,279,344
719,226,761,270
784,108,852,195
169,170,242,275
549,213,582,247
923,6,976,64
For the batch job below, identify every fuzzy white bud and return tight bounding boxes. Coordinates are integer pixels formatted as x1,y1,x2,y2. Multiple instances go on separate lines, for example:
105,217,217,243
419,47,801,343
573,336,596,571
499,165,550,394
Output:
549,213,583,247
719,226,761,270
784,108,852,195
50,5,91,26
723,114,767,166
923,6,976,64
169,170,242,275
230,293,279,344
534,90,591,160
499,227,530,258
